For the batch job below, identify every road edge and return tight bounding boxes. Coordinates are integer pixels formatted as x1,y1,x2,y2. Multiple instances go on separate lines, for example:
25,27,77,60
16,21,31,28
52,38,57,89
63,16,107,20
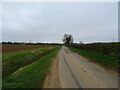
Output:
43,51,61,88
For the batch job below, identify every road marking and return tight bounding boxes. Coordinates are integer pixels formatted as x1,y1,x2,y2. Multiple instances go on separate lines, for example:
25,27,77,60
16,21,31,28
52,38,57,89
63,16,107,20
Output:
63,55,82,89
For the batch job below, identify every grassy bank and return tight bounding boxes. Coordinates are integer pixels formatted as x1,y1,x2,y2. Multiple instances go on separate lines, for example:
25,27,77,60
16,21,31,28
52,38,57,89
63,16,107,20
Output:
68,47,119,71
3,46,57,78
70,42,120,58
3,46,61,88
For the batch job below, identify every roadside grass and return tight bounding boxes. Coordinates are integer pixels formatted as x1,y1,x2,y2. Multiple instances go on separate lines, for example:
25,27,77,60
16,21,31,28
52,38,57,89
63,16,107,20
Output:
3,46,57,78
3,46,61,88
68,47,119,71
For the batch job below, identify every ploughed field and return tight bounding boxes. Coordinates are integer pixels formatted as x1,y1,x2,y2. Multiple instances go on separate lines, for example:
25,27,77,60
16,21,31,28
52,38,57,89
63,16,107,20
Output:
2,44,56,54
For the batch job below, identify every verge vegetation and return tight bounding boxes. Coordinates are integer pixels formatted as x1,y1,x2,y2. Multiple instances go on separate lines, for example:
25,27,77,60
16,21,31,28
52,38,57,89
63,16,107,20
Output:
3,46,61,88
3,46,57,78
68,43,119,71
70,42,120,58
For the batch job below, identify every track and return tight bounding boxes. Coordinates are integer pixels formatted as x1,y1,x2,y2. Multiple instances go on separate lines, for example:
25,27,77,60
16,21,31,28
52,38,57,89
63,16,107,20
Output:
59,46,118,88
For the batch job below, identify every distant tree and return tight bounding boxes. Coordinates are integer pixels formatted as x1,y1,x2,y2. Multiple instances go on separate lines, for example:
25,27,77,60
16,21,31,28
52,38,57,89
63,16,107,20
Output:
62,34,73,45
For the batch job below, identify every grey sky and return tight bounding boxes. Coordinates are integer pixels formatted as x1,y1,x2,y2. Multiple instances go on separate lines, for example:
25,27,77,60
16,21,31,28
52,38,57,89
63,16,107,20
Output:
2,2,118,43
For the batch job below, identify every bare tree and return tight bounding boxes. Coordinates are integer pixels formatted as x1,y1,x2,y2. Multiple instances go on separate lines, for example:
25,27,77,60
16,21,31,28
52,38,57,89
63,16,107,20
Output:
62,34,73,45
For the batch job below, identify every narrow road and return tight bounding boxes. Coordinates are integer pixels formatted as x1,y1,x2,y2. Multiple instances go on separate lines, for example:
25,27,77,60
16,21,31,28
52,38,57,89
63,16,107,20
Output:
59,46,118,88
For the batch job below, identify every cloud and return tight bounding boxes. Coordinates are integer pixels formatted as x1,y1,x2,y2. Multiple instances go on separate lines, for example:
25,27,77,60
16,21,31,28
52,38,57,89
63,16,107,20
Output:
2,2,118,43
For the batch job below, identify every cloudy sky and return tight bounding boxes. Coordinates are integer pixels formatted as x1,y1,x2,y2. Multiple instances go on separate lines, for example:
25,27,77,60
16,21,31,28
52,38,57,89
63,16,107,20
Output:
2,2,118,43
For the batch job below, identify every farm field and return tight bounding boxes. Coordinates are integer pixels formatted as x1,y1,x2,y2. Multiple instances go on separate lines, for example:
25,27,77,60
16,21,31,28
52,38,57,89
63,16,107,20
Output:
2,46,61,88
1,44,56,54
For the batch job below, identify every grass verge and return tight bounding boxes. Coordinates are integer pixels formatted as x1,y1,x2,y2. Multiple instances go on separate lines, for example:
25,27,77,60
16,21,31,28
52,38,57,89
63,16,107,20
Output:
3,46,57,78
3,46,61,88
68,47,119,71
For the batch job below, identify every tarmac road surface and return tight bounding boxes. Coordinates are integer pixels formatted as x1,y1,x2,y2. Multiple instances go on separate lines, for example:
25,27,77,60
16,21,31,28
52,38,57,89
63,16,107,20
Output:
59,46,118,88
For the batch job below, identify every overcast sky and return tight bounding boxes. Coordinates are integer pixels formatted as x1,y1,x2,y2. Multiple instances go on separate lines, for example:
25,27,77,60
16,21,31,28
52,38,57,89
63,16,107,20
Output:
2,2,118,43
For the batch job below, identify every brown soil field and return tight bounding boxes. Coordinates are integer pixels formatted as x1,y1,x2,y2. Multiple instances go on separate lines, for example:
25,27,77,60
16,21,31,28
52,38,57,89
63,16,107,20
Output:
1,44,56,54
